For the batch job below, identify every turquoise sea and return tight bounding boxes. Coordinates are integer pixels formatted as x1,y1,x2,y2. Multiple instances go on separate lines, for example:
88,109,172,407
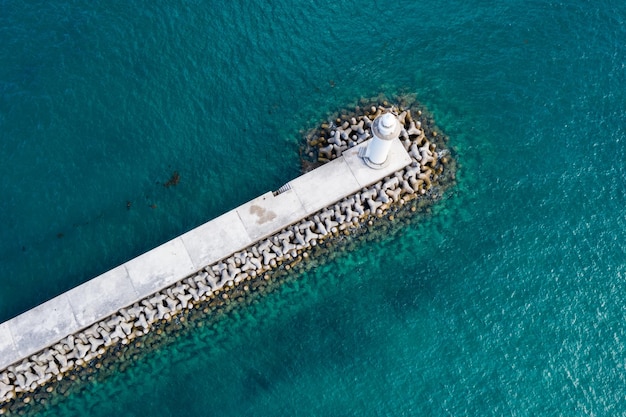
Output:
2,0,626,415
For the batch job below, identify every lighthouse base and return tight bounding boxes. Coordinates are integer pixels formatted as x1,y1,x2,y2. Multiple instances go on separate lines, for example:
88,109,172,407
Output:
359,146,390,170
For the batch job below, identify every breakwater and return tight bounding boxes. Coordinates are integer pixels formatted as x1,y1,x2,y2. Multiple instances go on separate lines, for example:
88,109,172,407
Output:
0,97,456,415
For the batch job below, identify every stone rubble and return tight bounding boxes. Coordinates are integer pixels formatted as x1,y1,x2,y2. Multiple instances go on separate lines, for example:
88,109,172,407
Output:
0,98,456,414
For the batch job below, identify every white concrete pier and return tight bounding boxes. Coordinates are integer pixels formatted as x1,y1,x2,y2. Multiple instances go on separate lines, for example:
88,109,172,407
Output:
0,137,411,371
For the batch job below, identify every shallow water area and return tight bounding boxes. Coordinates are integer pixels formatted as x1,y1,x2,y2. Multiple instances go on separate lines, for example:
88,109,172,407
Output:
2,0,626,415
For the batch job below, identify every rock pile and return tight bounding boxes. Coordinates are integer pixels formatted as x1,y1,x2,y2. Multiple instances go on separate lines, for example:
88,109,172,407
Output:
0,96,456,415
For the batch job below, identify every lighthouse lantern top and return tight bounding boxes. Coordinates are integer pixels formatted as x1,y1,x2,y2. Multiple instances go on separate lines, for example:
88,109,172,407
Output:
371,112,401,141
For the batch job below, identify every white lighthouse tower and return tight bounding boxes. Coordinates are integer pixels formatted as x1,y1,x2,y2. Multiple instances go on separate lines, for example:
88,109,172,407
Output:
363,112,401,169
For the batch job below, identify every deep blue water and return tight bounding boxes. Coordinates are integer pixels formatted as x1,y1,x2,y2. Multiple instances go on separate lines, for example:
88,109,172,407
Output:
2,0,626,415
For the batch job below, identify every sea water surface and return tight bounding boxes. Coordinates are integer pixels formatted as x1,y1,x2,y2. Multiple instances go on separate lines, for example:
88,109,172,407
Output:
1,0,626,415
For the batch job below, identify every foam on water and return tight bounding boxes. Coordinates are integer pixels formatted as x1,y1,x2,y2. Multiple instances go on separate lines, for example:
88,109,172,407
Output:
2,0,626,415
